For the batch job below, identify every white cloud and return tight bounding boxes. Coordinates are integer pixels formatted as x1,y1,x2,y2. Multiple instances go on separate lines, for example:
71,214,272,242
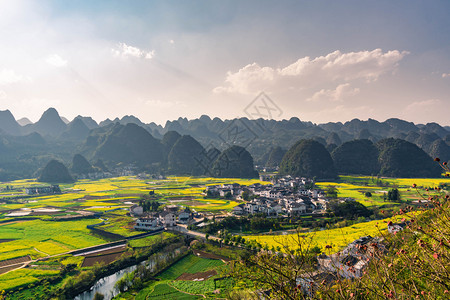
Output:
0,69,24,85
0,90,6,100
213,62,275,94
46,54,68,67
404,99,441,112
214,49,408,94
112,43,155,60
169,39,175,44
307,83,360,102
442,73,450,78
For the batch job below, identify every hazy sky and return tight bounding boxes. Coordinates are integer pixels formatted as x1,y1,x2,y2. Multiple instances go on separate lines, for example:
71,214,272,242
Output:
0,0,449,125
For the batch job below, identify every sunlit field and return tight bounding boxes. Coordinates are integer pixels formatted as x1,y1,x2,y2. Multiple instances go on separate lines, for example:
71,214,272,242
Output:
316,175,450,207
0,219,107,260
0,176,271,263
245,214,418,252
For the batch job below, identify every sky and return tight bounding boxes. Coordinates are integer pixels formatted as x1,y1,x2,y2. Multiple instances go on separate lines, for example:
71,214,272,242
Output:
0,0,449,126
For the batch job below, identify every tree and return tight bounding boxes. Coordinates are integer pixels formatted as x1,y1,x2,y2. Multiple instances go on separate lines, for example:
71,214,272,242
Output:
365,191,372,197
325,186,338,198
387,188,400,201
328,200,372,219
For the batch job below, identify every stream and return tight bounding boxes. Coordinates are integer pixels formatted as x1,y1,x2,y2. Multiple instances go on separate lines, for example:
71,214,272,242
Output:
74,247,183,300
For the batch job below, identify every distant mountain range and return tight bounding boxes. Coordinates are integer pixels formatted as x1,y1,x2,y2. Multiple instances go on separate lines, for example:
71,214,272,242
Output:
0,108,448,181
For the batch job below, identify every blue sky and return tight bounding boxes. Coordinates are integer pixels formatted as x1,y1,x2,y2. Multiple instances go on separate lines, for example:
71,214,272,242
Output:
0,0,449,125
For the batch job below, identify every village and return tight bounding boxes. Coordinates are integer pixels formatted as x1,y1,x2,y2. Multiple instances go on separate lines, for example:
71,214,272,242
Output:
131,175,341,231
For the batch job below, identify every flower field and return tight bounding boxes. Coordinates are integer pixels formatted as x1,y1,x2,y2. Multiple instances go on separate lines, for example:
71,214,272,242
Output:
316,175,450,207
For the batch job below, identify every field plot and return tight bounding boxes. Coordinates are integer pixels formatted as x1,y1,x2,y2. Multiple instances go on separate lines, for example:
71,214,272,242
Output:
0,219,107,260
81,246,127,267
138,253,230,299
246,215,415,252
0,268,60,291
129,232,176,248
145,283,200,299
159,254,224,281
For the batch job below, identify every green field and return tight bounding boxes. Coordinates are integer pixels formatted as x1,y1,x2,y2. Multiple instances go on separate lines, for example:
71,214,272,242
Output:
0,176,269,292
128,232,176,248
0,219,107,260
137,283,200,299
0,268,60,292
133,254,229,299
0,175,271,261
0,176,270,218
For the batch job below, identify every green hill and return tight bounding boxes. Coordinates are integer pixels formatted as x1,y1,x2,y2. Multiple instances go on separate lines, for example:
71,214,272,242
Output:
265,146,287,168
376,138,441,177
167,135,205,175
71,154,95,175
331,139,379,175
279,139,337,179
211,145,259,178
92,123,163,169
39,160,74,183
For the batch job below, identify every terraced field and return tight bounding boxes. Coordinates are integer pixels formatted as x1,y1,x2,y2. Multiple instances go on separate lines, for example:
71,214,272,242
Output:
134,253,231,299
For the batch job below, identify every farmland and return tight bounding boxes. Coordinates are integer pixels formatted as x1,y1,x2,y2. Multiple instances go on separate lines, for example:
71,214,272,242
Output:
123,253,231,299
245,214,414,252
245,175,446,252
0,174,448,294
0,175,271,262
0,175,269,292
315,175,450,207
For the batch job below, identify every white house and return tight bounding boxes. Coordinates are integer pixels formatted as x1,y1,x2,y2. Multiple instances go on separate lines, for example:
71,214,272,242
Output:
244,202,260,214
159,211,177,227
134,216,163,231
287,202,307,216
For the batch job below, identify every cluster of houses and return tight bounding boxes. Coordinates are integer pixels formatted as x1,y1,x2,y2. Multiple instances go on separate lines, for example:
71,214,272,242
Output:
293,236,385,296
316,236,385,279
25,185,61,195
132,205,194,231
205,176,328,217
